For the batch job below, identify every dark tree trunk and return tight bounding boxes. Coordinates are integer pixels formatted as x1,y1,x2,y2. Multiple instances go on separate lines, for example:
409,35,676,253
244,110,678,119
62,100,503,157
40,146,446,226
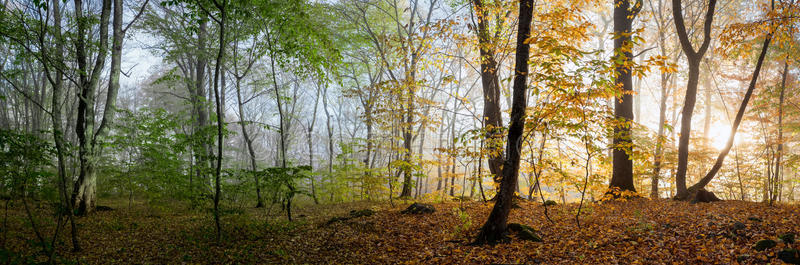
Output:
609,0,642,194
672,0,717,198
771,58,788,204
472,0,532,245
472,0,504,184
678,31,771,201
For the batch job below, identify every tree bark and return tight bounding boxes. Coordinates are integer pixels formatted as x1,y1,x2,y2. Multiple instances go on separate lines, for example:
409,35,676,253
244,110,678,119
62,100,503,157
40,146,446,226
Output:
609,0,643,194
677,32,771,201
209,0,228,242
673,0,717,198
72,0,112,215
770,58,788,204
472,0,505,184
473,0,532,245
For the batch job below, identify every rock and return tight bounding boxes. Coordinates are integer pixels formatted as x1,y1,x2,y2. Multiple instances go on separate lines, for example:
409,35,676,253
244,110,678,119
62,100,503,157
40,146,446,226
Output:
732,221,746,231
325,209,375,225
753,239,777,251
325,216,349,225
736,254,750,263
692,189,720,203
748,216,763,222
507,223,542,242
349,209,375,218
778,249,800,264
779,233,796,244
95,205,114,211
401,203,435,214
543,200,557,206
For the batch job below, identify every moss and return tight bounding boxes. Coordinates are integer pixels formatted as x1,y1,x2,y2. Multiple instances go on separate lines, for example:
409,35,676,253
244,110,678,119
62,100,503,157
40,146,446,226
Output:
753,239,777,251
507,223,542,242
777,249,800,264
543,200,557,206
779,233,795,244
349,209,375,218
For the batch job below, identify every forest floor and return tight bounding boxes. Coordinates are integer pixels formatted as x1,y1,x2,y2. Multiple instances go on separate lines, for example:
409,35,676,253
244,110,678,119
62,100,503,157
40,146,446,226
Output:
3,197,800,264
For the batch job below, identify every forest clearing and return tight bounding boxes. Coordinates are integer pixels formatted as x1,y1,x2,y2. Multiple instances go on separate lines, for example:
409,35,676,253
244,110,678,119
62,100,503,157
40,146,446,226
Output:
2,0,800,263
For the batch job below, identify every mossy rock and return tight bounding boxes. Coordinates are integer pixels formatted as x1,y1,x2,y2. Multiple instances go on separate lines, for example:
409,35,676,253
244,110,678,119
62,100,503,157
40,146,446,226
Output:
96,205,114,211
779,233,796,244
401,203,435,214
748,216,763,222
507,223,542,242
778,249,800,264
753,239,777,251
543,200,557,206
325,209,375,225
349,209,375,218
690,189,720,203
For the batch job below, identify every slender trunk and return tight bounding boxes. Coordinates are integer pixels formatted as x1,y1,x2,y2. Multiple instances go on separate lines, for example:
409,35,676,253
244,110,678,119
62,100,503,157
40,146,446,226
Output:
211,3,227,242
323,85,334,201
193,19,210,194
472,0,504,184
673,0,717,198
307,86,321,204
771,58,788,204
680,32,771,200
235,77,263,207
702,60,712,139
473,0,532,244
734,146,745,200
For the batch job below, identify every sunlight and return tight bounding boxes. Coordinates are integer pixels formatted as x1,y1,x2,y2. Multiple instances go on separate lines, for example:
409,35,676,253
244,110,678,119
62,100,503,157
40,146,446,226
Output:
708,123,732,150
707,122,751,150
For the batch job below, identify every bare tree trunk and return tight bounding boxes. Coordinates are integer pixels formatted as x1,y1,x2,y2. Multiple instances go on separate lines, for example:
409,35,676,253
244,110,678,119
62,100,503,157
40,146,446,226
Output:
235,77,263,207
679,30,771,201
209,1,228,242
673,0,717,198
47,0,80,251
307,85,321,204
473,0,532,244
609,0,643,194
72,0,112,216
472,0,505,184
770,58,788,204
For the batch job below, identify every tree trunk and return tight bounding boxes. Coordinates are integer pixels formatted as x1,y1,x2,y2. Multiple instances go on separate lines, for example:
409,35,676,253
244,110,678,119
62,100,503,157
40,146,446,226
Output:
673,0,717,198
472,0,505,184
210,2,227,242
72,0,112,215
307,85,321,204
770,58,788,204
677,31,771,201
235,77,263,207
47,0,80,251
609,0,642,194
473,0,532,245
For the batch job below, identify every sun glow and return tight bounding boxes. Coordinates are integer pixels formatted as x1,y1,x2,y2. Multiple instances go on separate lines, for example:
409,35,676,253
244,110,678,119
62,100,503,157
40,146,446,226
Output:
707,122,749,150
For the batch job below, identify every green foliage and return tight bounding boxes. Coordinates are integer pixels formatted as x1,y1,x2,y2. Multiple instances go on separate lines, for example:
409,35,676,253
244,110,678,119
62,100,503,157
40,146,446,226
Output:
257,165,312,205
99,108,191,202
0,129,54,196
451,207,472,239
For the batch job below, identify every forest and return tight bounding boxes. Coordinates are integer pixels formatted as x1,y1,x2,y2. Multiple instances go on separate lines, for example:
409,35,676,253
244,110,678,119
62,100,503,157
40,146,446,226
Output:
1,0,799,263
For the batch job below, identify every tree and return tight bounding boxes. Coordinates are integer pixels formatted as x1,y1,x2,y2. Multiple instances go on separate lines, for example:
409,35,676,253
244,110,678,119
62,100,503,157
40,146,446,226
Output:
472,0,532,245
472,0,507,184
672,0,717,199
609,0,643,195
646,0,680,199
